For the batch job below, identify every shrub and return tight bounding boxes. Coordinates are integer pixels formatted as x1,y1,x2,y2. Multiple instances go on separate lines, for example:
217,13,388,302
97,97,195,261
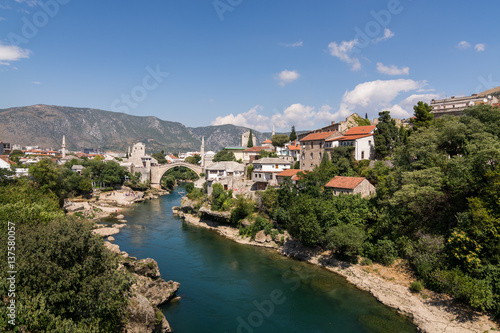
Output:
410,281,424,293
325,224,365,257
230,196,254,224
185,183,194,193
374,239,398,266
360,258,373,266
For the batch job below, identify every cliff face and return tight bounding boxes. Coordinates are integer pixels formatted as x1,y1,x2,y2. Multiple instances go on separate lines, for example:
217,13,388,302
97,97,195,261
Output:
0,104,267,153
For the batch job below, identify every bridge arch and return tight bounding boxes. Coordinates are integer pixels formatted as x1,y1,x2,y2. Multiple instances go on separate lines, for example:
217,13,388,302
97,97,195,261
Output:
150,162,203,189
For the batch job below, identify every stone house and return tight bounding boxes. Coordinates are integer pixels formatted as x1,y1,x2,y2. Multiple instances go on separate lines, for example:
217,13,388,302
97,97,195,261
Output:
299,131,342,171
325,176,376,198
205,161,245,181
242,146,273,163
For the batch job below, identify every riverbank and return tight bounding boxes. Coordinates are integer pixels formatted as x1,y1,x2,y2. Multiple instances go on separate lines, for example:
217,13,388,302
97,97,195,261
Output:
175,208,498,333
65,186,169,221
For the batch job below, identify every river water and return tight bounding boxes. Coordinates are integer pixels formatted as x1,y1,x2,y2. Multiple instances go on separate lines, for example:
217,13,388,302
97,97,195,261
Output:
113,186,418,332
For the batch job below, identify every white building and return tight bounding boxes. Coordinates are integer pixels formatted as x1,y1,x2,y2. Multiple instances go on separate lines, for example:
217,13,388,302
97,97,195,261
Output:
326,125,375,161
205,161,245,181
251,157,291,189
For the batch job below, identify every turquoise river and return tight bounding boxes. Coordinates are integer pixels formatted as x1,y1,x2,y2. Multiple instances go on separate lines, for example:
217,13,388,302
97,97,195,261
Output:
112,186,418,332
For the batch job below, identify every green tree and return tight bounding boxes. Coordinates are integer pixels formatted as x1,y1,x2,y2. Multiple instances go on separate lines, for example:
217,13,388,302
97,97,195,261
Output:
185,154,201,165
213,150,236,162
289,126,297,142
326,224,366,258
152,152,167,164
271,134,289,147
411,101,434,130
374,111,399,159
247,130,254,148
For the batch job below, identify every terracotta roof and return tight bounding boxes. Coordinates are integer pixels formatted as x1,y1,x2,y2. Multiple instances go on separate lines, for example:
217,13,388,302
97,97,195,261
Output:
288,144,300,151
300,131,334,142
325,176,366,189
0,155,15,165
276,169,302,177
262,139,272,144
328,133,373,142
344,125,376,136
243,146,271,152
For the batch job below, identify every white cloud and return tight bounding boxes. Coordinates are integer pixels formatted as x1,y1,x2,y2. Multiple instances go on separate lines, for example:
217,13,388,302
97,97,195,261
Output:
373,29,394,44
314,105,336,122
280,41,303,48
32,81,41,85
457,41,471,49
211,105,270,132
0,17,5,21
0,44,31,65
376,62,409,75
15,0,39,6
271,104,317,129
276,70,300,86
475,43,486,52
337,79,428,119
328,39,361,71
387,93,441,117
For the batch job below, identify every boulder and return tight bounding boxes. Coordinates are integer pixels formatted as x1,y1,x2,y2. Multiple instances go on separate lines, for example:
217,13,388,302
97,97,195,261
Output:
241,218,253,228
266,234,272,242
107,236,115,242
112,224,126,229
117,214,125,219
92,227,120,237
255,230,267,243
104,241,121,254
132,274,180,307
125,293,172,333
124,258,161,280
118,219,128,223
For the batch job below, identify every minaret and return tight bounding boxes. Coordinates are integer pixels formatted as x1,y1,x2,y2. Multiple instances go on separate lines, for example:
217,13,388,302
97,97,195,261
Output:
200,136,205,168
62,135,66,158
272,124,275,137
128,146,131,158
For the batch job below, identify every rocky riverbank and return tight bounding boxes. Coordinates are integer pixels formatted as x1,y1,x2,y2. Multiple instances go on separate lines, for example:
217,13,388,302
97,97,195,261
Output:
174,205,498,333
65,186,169,221
94,235,180,332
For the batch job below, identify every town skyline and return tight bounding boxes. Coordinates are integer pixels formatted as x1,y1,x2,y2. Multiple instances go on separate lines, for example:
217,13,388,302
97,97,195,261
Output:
1,0,499,131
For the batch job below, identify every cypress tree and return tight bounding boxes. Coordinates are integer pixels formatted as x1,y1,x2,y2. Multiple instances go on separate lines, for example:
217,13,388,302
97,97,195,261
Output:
247,130,254,148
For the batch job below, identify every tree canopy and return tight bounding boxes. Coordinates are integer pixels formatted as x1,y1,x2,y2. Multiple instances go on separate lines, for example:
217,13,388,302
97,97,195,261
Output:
271,134,289,147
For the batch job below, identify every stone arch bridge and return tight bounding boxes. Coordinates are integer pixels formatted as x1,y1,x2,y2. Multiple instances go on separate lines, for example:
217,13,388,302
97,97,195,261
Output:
150,162,203,189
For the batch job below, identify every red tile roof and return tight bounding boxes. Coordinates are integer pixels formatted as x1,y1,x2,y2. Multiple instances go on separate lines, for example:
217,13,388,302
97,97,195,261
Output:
0,155,15,165
288,144,300,151
344,125,376,136
325,176,366,189
276,169,307,180
243,146,271,152
328,133,373,142
262,139,272,143
300,131,334,142
276,169,302,177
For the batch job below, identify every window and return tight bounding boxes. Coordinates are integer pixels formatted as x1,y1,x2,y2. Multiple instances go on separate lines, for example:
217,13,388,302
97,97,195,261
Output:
275,165,279,169
319,152,322,159
310,142,313,148
319,142,323,149
368,140,371,146
310,153,313,160
361,151,364,159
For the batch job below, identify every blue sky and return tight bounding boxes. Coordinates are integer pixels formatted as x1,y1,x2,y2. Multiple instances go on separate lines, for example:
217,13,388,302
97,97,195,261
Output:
1,0,499,131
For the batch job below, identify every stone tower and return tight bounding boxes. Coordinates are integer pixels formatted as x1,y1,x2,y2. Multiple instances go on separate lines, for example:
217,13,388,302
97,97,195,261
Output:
272,124,275,137
62,135,66,158
201,136,205,168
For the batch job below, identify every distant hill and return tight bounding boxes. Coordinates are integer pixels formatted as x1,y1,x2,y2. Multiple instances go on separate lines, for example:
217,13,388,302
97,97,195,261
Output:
0,104,269,153
479,86,500,98
188,124,265,152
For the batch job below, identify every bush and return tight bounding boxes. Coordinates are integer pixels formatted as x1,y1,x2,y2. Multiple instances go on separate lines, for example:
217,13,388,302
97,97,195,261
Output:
185,183,195,194
230,196,254,224
0,219,131,331
374,239,398,266
429,269,494,311
325,224,365,257
360,258,373,266
410,281,424,293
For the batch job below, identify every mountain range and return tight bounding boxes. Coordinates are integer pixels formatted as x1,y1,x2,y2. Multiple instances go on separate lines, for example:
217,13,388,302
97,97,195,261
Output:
0,104,271,153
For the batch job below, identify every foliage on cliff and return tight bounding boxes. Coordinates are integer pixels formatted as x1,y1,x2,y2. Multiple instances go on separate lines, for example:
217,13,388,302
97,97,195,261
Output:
0,179,131,331
255,104,500,317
